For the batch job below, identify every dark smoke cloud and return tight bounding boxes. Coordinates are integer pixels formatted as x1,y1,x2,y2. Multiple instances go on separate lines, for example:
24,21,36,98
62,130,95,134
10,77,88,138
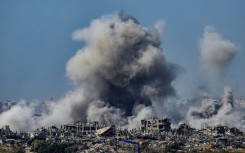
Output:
1,13,243,132
68,13,180,118
0,13,180,131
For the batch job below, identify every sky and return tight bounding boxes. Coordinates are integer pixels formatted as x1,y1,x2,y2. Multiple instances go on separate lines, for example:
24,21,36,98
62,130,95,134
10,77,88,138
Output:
0,0,244,101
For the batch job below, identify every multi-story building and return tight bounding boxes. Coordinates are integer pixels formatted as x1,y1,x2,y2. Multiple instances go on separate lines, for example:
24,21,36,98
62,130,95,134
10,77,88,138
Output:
141,118,171,134
60,121,102,136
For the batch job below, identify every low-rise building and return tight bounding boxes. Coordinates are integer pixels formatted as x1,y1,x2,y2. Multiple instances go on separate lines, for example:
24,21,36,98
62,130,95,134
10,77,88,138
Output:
61,121,102,136
141,118,171,133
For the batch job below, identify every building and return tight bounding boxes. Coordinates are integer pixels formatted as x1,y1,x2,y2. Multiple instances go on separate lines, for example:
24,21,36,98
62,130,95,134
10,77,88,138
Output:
141,118,171,134
95,126,115,137
177,123,194,136
60,121,102,136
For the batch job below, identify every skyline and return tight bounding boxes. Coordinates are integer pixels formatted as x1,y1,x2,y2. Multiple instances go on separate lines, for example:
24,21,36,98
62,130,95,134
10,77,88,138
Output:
0,0,245,101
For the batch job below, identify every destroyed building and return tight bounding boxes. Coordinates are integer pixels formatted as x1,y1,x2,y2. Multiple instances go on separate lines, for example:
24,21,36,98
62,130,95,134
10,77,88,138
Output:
95,126,115,137
60,121,102,137
141,118,171,133
0,118,244,153
176,123,194,136
0,125,11,137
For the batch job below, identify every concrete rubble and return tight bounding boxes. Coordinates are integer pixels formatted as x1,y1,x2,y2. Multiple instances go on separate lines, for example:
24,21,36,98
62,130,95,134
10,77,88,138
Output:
0,118,244,152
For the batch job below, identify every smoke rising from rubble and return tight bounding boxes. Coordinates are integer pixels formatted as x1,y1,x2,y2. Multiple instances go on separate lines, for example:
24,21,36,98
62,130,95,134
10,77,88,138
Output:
0,13,243,132
0,100,38,131
187,86,245,130
184,26,243,129
0,13,180,131
67,14,180,125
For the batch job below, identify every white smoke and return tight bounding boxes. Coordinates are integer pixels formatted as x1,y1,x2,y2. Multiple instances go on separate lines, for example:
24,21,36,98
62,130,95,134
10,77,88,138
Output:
39,88,93,127
181,26,243,130
200,26,238,79
186,26,243,129
0,100,37,131
154,20,165,36
186,86,244,130
126,104,154,129
86,100,127,125
0,88,93,131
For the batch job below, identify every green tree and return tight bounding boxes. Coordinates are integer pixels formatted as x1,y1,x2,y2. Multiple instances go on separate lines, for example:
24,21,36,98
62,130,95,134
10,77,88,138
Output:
31,140,49,152
65,145,78,153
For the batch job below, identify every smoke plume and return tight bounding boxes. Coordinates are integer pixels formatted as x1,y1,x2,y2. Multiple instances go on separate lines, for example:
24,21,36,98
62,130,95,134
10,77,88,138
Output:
200,26,238,80
0,100,38,131
1,14,243,132
187,86,244,130
67,13,180,119
0,13,180,131
185,26,243,129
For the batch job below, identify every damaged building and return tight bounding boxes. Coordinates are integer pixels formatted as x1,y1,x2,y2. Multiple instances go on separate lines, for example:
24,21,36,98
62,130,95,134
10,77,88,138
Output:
60,121,104,137
141,118,171,134
95,126,115,137
0,118,244,153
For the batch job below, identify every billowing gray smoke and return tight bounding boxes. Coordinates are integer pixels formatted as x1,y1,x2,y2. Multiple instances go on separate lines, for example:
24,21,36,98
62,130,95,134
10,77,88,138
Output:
67,14,179,117
200,26,238,80
1,14,243,132
0,13,179,131
187,86,244,130
184,26,243,129
183,27,243,129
